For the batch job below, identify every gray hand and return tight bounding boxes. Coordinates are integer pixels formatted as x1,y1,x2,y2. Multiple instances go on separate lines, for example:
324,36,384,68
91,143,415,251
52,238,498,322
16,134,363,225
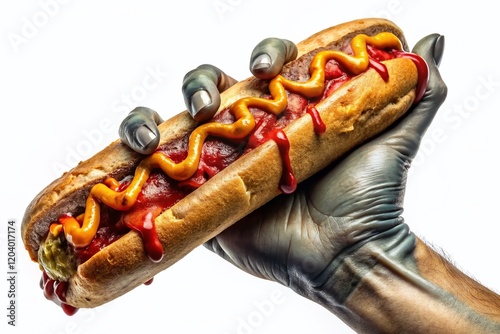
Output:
249,37,298,80
118,106,163,155
118,38,298,153
203,34,447,297
181,64,238,122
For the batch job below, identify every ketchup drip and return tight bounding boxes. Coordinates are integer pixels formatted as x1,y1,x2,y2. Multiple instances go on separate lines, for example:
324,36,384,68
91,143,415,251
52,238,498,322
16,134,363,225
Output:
40,272,78,316
124,208,164,262
393,51,429,103
367,45,429,103
271,130,296,194
368,59,389,81
306,105,326,135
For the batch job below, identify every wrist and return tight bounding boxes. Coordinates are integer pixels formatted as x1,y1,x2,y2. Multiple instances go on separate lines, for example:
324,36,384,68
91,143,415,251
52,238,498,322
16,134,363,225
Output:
302,220,416,302
303,233,500,333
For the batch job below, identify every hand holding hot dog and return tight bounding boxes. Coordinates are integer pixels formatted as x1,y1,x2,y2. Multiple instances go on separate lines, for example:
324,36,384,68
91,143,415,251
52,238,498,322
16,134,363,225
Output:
205,31,445,299
24,18,500,331
122,34,500,332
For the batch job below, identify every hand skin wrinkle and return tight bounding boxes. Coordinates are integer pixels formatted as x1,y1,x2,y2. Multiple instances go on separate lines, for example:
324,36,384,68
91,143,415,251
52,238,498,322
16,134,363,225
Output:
298,215,500,333
244,190,500,333
346,247,500,333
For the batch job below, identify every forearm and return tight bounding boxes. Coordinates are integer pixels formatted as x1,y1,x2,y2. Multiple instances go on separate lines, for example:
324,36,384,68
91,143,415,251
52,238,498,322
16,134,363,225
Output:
312,235,500,333
413,238,500,322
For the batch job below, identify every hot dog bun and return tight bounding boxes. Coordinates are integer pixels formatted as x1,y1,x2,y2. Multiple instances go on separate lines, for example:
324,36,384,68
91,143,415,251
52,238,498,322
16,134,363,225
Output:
22,18,421,309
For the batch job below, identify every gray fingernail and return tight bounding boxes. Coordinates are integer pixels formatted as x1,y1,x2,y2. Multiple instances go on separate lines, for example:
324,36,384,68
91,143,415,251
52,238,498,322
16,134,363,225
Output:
190,90,212,117
251,53,272,72
433,35,445,67
135,124,157,149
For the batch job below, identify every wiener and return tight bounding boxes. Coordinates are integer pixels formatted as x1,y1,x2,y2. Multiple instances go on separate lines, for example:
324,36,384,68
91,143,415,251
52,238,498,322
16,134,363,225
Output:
22,18,428,315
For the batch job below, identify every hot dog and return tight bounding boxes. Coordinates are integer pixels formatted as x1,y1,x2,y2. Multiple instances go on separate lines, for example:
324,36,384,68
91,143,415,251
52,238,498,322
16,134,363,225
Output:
21,18,428,315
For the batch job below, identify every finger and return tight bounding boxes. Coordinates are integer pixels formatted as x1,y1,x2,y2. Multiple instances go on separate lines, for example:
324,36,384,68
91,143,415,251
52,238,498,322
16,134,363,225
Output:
118,106,163,155
374,34,447,158
182,64,237,122
249,38,298,80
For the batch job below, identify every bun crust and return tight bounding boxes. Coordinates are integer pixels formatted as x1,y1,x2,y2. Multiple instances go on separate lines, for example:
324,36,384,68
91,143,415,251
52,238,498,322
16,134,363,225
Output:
22,18,418,307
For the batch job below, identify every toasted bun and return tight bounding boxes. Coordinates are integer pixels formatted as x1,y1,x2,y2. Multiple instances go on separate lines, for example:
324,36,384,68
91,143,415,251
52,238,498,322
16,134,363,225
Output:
22,18,418,308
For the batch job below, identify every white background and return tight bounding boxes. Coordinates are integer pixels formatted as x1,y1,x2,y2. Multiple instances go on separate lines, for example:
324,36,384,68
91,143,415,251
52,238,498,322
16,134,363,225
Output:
2,1,500,333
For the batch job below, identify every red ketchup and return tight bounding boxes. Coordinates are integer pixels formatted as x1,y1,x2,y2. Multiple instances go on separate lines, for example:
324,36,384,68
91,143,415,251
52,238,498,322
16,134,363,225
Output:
40,272,78,316
271,130,296,194
367,45,429,103
393,50,429,103
306,105,326,135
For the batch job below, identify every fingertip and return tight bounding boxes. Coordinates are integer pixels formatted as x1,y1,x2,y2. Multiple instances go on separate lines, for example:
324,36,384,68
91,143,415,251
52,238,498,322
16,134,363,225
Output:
189,89,220,122
250,53,273,77
250,52,281,80
119,107,162,155
249,37,292,80
182,66,226,121
249,38,297,80
134,124,160,155
433,35,445,67
412,34,444,68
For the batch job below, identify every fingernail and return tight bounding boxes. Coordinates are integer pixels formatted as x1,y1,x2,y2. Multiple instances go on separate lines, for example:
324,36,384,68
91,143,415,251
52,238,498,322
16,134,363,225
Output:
135,124,157,149
190,90,212,117
251,53,271,72
433,35,445,67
